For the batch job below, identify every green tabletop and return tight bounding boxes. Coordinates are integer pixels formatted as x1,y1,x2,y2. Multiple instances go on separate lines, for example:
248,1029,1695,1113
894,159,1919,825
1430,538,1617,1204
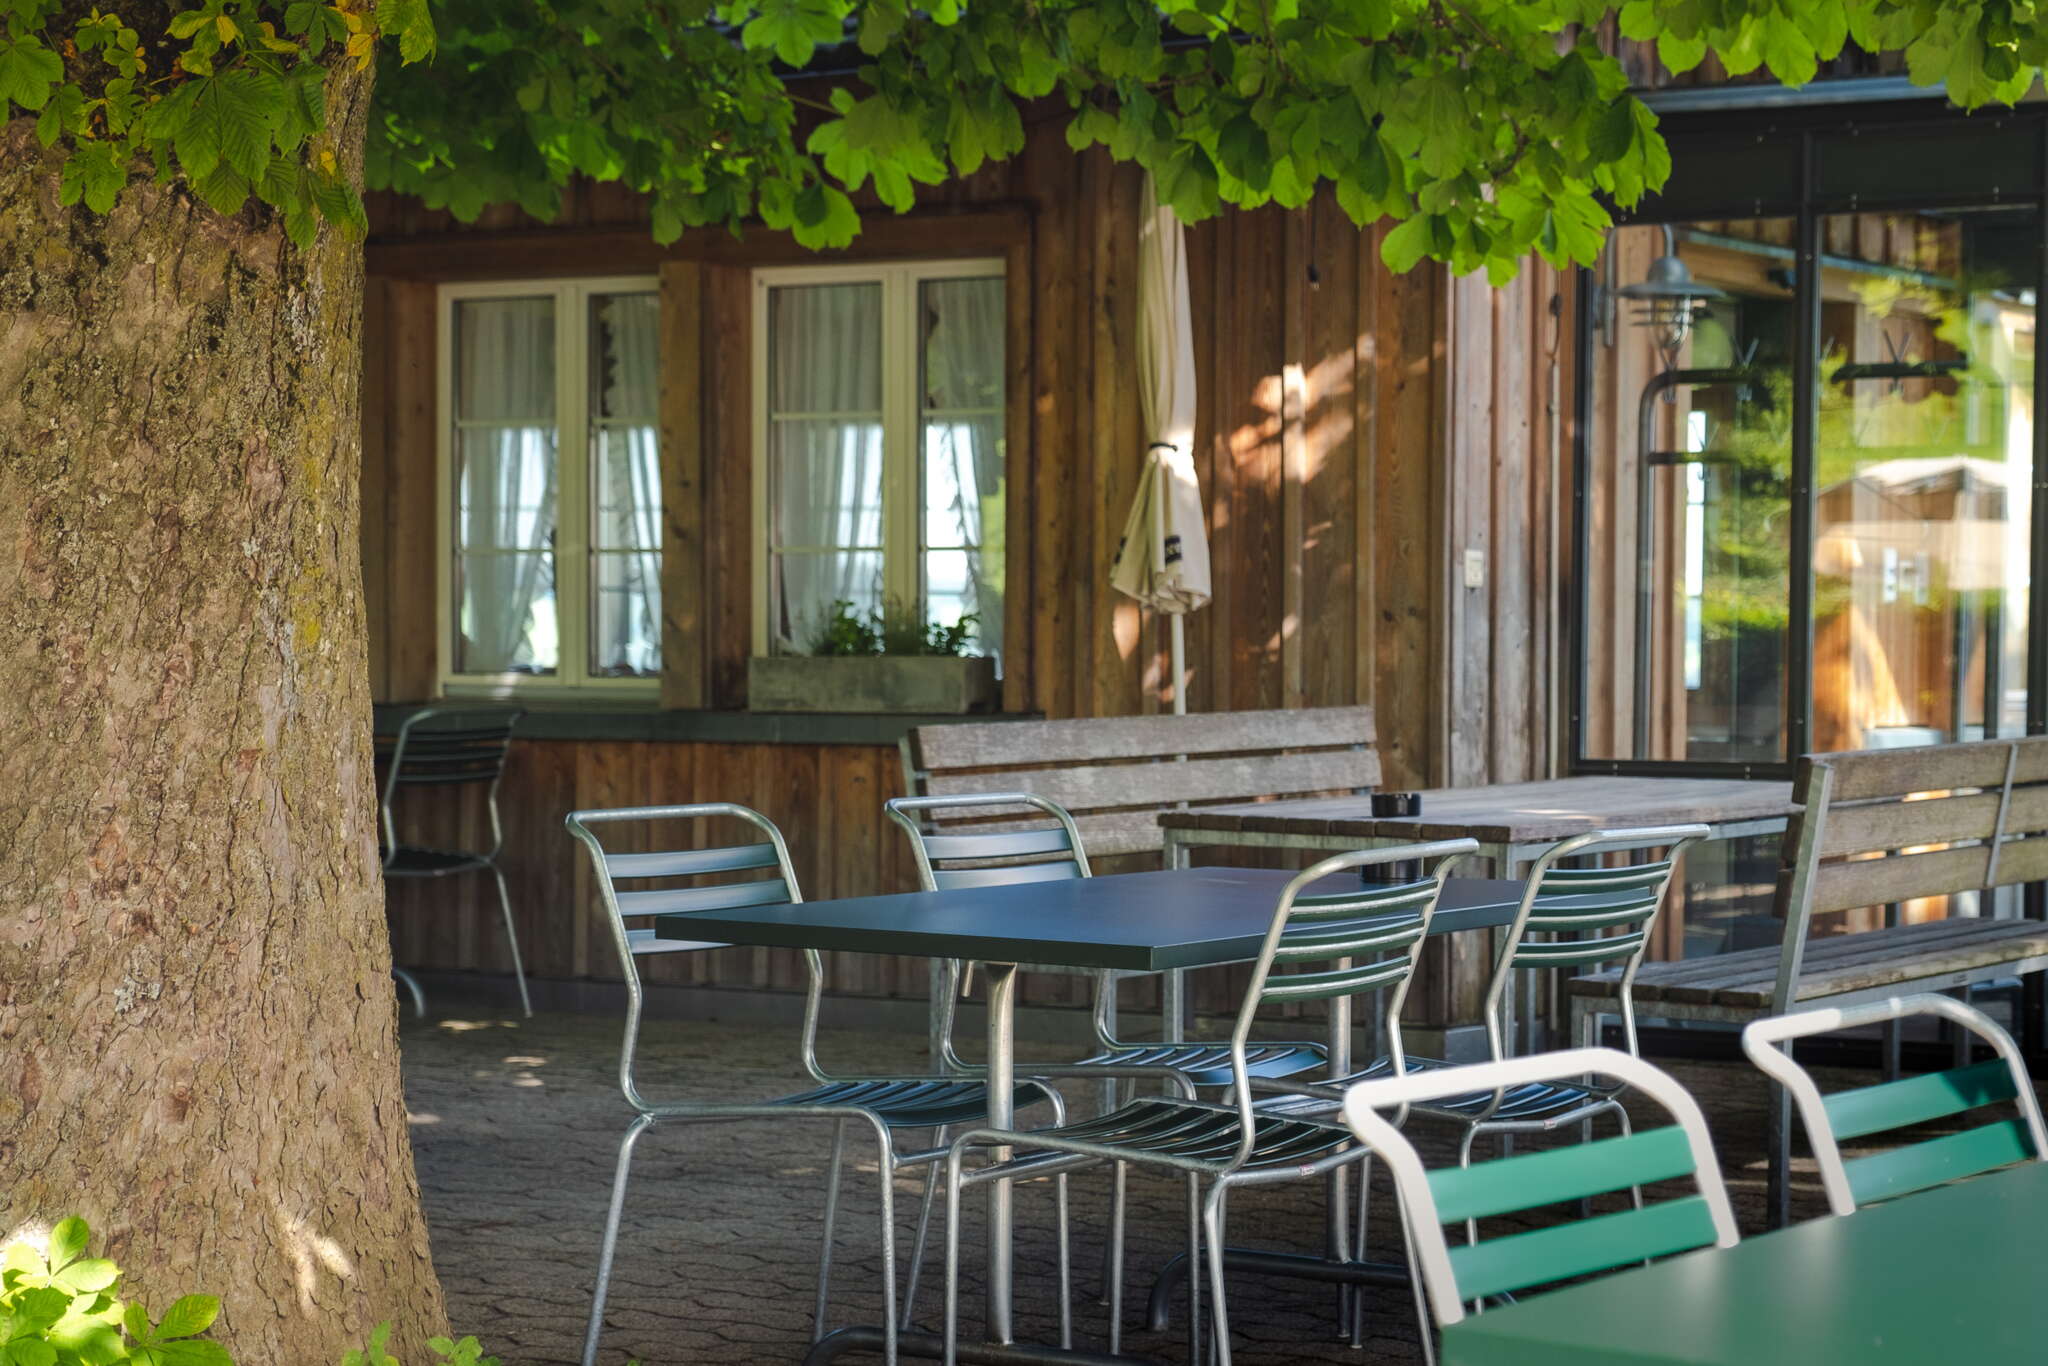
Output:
1442,1159,2048,1365
656,867,1537,971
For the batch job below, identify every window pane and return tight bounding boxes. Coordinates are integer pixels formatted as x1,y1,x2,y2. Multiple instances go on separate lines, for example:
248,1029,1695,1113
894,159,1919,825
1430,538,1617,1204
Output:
458,427,556,551
1814,207,2036,752
1581,220,1795,763
921,276,1004,662
458,552,557,674
591,292,658,420
594,428,661,552
772,549,883,653
771,417,885,550
455,297,554,422
920,277,1005,410
592,550,660,678
768,283,882,413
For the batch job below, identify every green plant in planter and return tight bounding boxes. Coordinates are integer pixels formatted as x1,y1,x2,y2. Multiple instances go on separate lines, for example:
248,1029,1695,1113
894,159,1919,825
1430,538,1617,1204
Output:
1,1216,228,1365
804,598,980,658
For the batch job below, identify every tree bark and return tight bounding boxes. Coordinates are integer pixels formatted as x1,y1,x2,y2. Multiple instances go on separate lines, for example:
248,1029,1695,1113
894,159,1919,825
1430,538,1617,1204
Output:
0,54,449,1364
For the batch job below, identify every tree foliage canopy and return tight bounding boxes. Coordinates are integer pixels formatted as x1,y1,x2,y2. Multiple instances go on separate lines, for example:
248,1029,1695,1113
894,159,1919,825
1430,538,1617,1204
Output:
4,0,2047,277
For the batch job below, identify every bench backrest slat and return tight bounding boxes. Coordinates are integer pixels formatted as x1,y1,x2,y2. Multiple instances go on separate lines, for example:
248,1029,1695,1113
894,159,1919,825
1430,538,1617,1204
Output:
903,705,1380,861
1772,736,2048,1011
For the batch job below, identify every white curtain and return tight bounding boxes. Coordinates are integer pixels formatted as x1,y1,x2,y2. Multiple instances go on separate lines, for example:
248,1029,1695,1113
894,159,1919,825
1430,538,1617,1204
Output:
595,292,662,676
768,282,885,649
920,276,1006,656
456,297,558,674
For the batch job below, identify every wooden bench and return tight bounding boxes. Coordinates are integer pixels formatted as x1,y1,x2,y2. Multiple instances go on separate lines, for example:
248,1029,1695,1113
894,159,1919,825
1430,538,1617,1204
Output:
899,705,1382,1044
1568,737,2048,1221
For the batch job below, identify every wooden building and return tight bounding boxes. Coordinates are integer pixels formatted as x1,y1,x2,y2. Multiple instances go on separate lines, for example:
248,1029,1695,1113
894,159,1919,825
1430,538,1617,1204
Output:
361,111,1567,1016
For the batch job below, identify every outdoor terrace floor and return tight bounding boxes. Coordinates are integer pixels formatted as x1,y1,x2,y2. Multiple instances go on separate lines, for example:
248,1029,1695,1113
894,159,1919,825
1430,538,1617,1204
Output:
401,993,2042,1365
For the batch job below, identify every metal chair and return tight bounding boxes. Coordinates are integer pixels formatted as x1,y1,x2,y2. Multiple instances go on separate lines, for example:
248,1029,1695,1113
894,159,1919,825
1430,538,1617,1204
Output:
565,802,1066,1366
1341,1048,1739,1365
886,792,1330,1087
1412,825,1709,1160
938,839,1479,1365
378,706,530,1018
1742,993,2048,1216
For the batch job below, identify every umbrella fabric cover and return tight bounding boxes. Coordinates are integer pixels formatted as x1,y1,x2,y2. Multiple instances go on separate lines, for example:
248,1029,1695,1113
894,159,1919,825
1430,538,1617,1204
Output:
1111,174,1211,615
1111,444,1212,612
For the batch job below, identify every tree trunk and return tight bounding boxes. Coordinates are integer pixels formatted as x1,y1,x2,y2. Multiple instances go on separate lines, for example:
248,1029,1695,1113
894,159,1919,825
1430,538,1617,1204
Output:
0,54,449,1364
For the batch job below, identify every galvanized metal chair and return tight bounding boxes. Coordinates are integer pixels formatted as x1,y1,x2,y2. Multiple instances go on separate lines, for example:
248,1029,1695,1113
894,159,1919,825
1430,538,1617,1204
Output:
565,802,1066,1366
1415,825,1710,1157
938,838,1479,1366
1341,1048,1739,1366
1742,993,2048,1216
886,792,1330,1087
378,706,530,1018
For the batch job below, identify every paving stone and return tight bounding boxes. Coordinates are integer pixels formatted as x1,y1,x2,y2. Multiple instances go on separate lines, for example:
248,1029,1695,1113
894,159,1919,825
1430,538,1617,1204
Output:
401,995,2042,1365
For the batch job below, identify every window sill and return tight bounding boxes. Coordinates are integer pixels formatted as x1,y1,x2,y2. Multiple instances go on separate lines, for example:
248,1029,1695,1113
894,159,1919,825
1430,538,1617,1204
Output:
371,701,1039,746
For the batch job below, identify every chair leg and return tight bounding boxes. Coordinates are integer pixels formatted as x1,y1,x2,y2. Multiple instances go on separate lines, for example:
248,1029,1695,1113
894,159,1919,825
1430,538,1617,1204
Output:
943,1148,965,1366
873,1127,900,1366
814,1120,849,1342
1107,1162,1127,1356
582,1114,654,1366
1203,1184,1232,1366
1350,1152,1375,1349
1055,1172,1073,1350
489,864,532,1019
1186,1174,1203,1366
1398,1208,1436,1366
901,1127,947,1330
392,968,426,1020
1457,1126,1481,1249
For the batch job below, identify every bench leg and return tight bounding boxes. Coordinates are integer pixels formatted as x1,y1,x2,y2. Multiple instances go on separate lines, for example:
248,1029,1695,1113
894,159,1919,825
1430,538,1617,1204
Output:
1766,1077,1792,1230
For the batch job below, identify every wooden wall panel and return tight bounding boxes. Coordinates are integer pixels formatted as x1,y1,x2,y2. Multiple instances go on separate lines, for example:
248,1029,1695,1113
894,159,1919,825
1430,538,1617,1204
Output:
659,261,707,709
384,280,439,701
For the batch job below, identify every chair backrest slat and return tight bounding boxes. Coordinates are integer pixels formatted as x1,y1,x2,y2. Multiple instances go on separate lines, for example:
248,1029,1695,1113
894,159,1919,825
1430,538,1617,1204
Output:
1342,1048,1740,1328
606,843,783,880
616,879,793,916
1445,1196,1724,1303
919,827,1078,862
930,862,1082,891
1842,1118,2037,1207
1824,1057,2019,1140
1742,994,2048,1216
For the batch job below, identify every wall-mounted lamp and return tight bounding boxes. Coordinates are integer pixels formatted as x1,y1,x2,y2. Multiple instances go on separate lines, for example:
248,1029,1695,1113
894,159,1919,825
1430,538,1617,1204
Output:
1616,226,1727,367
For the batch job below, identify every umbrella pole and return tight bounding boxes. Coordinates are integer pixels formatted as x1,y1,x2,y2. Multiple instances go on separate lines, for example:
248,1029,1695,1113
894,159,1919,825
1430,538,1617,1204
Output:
1169,613,1187,716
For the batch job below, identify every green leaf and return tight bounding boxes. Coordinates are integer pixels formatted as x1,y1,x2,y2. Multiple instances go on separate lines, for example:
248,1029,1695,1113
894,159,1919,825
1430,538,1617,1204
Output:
312,174,369,236
790,181,859,248
153,1294,219,1340
54,1258,118,1294
1380,213,1433,273
1586,98,1634,163
0,36,62,112
7,1339,58,1366
47,1220,89,1270
151,1341,231,1366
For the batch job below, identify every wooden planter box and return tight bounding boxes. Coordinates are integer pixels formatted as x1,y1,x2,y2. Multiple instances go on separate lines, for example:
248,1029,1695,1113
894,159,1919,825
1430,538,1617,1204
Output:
748,655,999,714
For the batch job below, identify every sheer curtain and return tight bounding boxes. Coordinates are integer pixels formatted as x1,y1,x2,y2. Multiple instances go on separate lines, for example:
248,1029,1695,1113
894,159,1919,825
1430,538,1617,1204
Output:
594,292,661,676
921,276,1005,658
455,297,558,674
768,282,884,650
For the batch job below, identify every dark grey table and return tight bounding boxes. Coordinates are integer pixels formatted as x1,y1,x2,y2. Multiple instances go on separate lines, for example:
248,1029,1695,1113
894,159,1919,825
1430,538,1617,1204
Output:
659,867,1537,1365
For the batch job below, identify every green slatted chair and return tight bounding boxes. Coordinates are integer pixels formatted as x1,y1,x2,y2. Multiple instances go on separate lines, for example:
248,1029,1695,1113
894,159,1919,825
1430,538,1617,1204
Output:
1417,825,1710,1163
938,838,1480,1366
1341,1048,1739,1366
1742,994,2048,1217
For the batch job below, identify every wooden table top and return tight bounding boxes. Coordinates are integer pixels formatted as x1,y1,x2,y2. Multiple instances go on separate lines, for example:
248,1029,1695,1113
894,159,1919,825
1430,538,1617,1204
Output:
1440,1160,2048,1365
656,868,1537,972
1157,775,1797,845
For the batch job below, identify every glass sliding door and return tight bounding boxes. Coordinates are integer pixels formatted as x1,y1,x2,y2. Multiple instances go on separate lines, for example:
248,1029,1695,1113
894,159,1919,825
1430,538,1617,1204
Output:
1812,207,2036,754
1581,219,1796,765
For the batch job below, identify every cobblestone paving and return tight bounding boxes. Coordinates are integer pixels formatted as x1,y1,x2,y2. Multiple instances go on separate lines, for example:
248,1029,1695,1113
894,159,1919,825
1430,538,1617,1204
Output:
400,998,2024,1366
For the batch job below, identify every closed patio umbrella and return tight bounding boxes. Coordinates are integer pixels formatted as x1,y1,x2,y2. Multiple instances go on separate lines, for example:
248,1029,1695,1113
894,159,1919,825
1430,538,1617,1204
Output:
1111,173,1210,713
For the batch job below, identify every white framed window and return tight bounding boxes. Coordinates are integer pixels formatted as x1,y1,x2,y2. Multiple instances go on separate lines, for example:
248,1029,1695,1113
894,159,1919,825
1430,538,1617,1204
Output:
436,276,662,695
751,259,1006,662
